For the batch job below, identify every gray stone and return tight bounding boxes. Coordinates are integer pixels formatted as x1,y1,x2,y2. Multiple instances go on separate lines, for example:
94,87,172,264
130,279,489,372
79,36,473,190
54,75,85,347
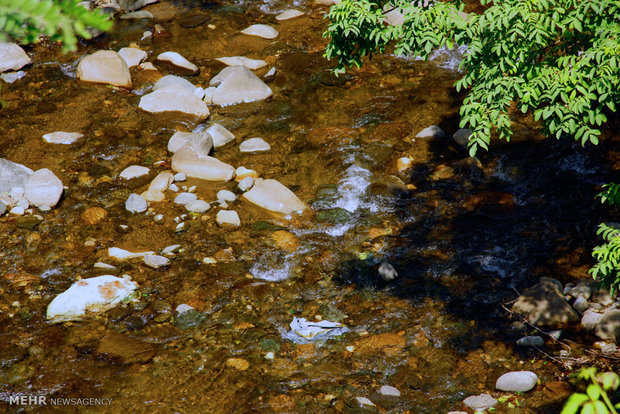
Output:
378,385,400,396
209,66,272,106
143,255,170,269
240,137,270,152
24,168,63,208
579,309,599,330
540,277,563,292
0,200,6,216
0,43,31,73
378,262,398,281
463,393,497,410
453,128,472,147
0,159,33,193
156,51,199,74
118,47,147,67
240,24,278,39
120,165,149,180
77,50,132,87
591,289,614,306
174,192,198,205
217,190,236,202
125,193,147,213
415,125,445,139
139,89,209,121
517,336,544,347
276,9,304,20
120,10,153,19
168,131,212,155
573,296,589,313
42,131,83,144
185,200,210,213
495,371,538,392
216,210,240,227
595,309,620,340
511,279,579,327
568,281,594,300
206,123,236,148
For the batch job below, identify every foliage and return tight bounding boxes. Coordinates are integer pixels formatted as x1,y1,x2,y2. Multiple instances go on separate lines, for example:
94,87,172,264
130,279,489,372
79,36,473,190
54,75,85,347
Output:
324,0,620,156
0,0,112,52
562,367,620,414
591,183,620,296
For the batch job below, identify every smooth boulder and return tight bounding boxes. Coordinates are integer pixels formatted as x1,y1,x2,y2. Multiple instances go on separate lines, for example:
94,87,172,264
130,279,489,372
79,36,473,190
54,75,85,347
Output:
77,50,132,88
171,147,235,181
276,10,304,21
42,131,83,144
139,89,210,120
240,137,270,152
156,51,199,74
511,279,579,327
241,24,279,39
242,179,307,216
24,168,63,208
0,159,33,193
168,131,213,155
153,75,198,94
0,43,31,73
46,275,138,323
206,123,236,148
209,66,272,106
215,56,267,70
495,371,538,392
118,47,147,67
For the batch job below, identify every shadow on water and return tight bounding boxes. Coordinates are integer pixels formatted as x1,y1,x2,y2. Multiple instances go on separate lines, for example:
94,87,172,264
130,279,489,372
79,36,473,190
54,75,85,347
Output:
333,136,613,353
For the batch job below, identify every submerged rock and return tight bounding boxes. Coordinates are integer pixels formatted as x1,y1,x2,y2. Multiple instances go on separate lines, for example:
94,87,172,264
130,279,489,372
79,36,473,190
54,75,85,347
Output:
511,279,579,327
125,193,147,213
215,56,267,70
167,131,213,155
209,66,272,106
240,137,270,152
46,275,138,323
241,24,279,39
0,43,31,73
143,255,169,269
206,123,236,148
153,74,199,94
24,168,63,208
463,394,497,410
242,179,307,216
77,50,132,88
139,89,209,121
171,147,235,181
276,9,304,20
156,51,199,74
42,131,83,144
495,371,538,392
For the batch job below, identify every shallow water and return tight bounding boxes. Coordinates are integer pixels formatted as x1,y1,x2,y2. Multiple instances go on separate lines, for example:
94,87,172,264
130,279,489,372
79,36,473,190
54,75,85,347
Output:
0,0,617,413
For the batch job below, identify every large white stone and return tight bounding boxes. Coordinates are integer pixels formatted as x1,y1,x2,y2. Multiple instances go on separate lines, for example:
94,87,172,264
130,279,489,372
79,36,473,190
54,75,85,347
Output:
216,210,240,227
77,50,132,88
171,147,235,181
215,56,267,70
167,131,213,155
0,43,31,73
0,159,33,193
241,24,279,39
149,171,174,192
186,199,210,213
108,247,154,260
206,123,236,148
240,137,270,152
153,75,198,94
209,66,272,106
139,89,210,120
46,275,138,323
42,131,83,144
156,51,199,74
118,47,147,67
495,371,538,392
242,179,307,216
125,193,147,213
119,165,149,179
276,9,304,21
24,168,63,208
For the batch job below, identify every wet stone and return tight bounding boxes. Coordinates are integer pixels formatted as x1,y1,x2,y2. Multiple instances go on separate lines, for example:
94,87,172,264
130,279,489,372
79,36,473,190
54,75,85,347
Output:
185,199,210,213
495,371,538,392
239,137,270,152
316,207,353,225
240,24,278,39
174,309,209,329
517,336,544,347
143,255,170,269
511,279,579,327
174,192,198,205
415,124,445,139
0,200,6,216
0,43,31,73
125,193,147,213
463,393,497,410
95,330,159,364
378,385,400,397
14,215,42,229
120,165,149,180
42,131,83,144
573,296,589,313
77,50,132,88
206,123,235,148
452,128,472,147
156,51,199,74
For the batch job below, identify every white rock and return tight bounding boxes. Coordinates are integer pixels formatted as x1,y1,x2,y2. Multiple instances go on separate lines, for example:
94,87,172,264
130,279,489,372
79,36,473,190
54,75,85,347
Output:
138,62,157,71
0,158,33,193
168,183,179,192
120,10,153,19
209,66,272,106
453,128,473,147
495,371,538,392
174,172,187,182
0,43,31,73
125,193,147,213
140,189,165,202
203,86,216,104
355,397,374,407
42,131,83,144
24,168,63,208
153,74,198,94
10,206,25,215
143,254,170,269
108,247,154,260
264,67,276,79
156,51,199,74
46,275,138,323
171,147,235,181
235,166,258,180
120,165,149,179
162,244,182,255
206,123,236,148
0,201,6,216
276,9,304,20
94,262,117,270
241,24,279,39
215,56,267,70
186,199,210,213
77,50,132,88
118,47,147,67
379,385,400,397
216,210,240,227
240,137,270,152
168,131,213,155
176,304,195,314
194,87,205,99
286,317,347,341
242,179,307,216
217,190,236,202
174,192,198,205
581,309,604,331
238,176,254,191
0,71,26,83
415,124,445,138
149,171,174,192
139,89,209,120
463,393,498,410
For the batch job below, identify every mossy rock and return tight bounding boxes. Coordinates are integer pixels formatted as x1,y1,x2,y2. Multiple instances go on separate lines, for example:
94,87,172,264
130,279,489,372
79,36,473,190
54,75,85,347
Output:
316,207,353,225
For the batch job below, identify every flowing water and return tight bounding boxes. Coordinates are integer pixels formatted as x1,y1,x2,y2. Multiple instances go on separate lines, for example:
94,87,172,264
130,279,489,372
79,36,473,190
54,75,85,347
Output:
0,0,617,413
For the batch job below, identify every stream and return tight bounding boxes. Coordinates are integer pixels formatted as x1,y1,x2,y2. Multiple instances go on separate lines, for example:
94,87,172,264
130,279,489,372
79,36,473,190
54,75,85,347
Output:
0,0,617,412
